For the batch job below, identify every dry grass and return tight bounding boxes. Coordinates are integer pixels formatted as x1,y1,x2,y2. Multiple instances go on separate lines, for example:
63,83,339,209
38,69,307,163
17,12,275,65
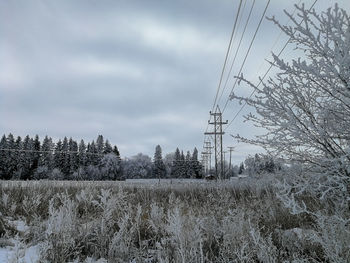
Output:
0,178,345,262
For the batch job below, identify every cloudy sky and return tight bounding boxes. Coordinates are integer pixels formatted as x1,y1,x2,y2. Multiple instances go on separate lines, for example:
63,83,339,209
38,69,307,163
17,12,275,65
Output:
0,0,348,164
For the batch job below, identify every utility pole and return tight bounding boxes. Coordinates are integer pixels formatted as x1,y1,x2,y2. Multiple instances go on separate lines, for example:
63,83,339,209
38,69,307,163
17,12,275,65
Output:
227,146,235,177
223,151,227,179
204,106,228,179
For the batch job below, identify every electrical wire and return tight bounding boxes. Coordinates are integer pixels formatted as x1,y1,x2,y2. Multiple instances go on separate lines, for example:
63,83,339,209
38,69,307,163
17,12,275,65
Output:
224,0,319,132
217,0,256,107
221,0,271,114
211,0,243,113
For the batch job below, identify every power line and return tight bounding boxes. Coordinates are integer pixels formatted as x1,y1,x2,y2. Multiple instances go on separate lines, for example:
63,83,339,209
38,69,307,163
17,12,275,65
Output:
0,148,106,156
211,0,243,113
217,0,256,107
204,0,244,146
224,0,318,132
221,0,271,114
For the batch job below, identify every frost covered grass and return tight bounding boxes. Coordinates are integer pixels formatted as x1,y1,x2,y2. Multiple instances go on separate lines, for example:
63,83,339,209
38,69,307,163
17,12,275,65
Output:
0,177,348,262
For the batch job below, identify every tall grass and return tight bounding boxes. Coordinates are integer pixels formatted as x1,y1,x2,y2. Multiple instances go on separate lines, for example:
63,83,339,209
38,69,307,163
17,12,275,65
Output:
0,177,346,262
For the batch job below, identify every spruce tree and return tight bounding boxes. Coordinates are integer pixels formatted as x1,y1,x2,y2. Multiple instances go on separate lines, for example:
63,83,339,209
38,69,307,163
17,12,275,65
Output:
89,141,98,166
22,135,34,180
238,162,245,175
104,140,113,154
32,135,41,173
113,146,121,161
185,151,193,178
61,137,70,177
54,139,63,170
40,136,53,169
69,138,78,176
78,139,87,167
96,135,104,154
192,147,202,178
14,136,25,178
179,150,186,178
6,133,17,179
153,145,166,179
170,148,181,178
0,135,7,179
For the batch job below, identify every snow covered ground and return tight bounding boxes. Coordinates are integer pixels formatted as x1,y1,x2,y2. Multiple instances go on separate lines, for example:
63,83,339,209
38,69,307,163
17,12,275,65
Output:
0,219,39,263
0,244,40,263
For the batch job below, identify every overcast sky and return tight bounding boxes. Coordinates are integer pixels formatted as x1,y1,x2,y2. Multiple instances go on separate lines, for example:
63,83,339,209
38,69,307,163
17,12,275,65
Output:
1,0,348,164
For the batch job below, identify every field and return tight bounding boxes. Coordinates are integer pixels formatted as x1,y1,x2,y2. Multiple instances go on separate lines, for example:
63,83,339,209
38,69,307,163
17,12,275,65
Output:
0,177,345,262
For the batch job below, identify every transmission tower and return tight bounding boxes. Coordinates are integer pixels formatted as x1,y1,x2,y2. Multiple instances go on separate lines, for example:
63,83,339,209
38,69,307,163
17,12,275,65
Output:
201,140,213,175
227,146,235,177
204,106,228,179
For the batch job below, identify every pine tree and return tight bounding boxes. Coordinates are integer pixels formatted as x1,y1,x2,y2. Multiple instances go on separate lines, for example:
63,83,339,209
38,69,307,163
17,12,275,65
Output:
192,147,203,178
40,136,53,169
104,140,113,154
238,162,244,175
0,135,7,179
14,136,24,178
89,141,98,166
21,135,34,180
69,138,78,176
32,135,41,172
78,139,87,167
185,151,193,178
96,135,104,154
61,137,70,177
153,145,166,179
6,133,17,179
113,146,121,161
179,150,186,178
170,148,181,178
54,139,63,170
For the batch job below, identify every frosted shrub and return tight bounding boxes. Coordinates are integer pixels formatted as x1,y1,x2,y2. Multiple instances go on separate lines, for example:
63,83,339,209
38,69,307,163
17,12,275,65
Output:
316,214,350,262
22,194,42,222
160,206,205,263
108,211,133,261
90,189,120,258
41,193,80,262
1,180,347,262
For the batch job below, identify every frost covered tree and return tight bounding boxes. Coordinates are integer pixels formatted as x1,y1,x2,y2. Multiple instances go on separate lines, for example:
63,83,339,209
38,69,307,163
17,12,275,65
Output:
170,148,181,178
185,151,193,178
40,135,53,170
54,139,63,171
244,154,279,176
192,147,203,178
22,135,35,180
69,138,78,176
100,153,122,180
78,139,88,168
153,145,166,179
164,152,175,178
6,134,17,179
104,140,113,154
32,135,41,172
238,162,244,175
0,135,8,179
232,5,350,260
113,146,121,160
123,153,153,179
61,137,70,177
232,4,350,177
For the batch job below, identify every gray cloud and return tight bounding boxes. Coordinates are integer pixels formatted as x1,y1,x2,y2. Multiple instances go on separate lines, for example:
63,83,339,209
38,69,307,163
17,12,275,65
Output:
1,0,348,164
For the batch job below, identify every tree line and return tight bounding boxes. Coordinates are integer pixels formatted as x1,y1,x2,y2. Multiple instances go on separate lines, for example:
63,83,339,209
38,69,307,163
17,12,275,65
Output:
0,133,203,180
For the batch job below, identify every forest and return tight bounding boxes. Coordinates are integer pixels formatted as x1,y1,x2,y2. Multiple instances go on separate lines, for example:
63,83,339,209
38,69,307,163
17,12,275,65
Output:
0,134,203,181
